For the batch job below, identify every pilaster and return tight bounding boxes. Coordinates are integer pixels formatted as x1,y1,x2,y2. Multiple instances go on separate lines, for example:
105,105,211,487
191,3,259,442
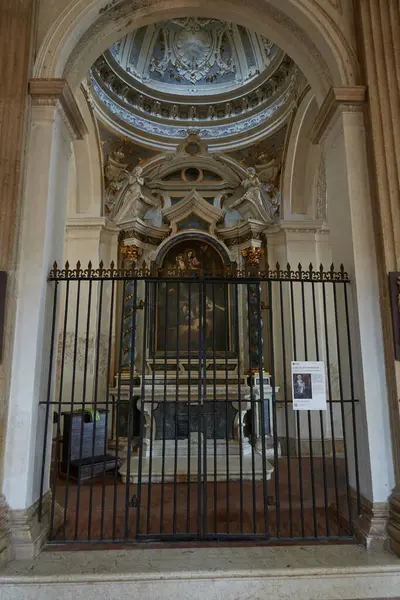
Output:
333,491,389,550
311,86,395,518
9,491,63,560
2,76,88,560
355,0,400,556
0,495,13,566
0,0,37,567
29,79,88,141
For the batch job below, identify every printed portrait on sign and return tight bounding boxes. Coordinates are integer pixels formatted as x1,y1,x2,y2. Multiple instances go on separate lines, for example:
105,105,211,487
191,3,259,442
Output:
293,373,313,400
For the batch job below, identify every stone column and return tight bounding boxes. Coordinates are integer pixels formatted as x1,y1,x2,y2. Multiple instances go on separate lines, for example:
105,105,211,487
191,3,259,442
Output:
0,0,36,565
355,0,400,556
2,80,87,559
311,86,395,547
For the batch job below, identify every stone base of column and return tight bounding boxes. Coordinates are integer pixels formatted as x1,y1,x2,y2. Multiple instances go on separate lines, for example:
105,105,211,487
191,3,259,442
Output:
331,490,389,549
0,495,13,566
387,487,400,557
9,491,63,560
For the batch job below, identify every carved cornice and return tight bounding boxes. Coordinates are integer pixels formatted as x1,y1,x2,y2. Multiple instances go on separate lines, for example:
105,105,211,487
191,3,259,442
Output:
119,218,170,246
29,79,88,140
388,487,400,556
66,217,119,231
310,85,366,144
217,219,265,247
163,190,225,235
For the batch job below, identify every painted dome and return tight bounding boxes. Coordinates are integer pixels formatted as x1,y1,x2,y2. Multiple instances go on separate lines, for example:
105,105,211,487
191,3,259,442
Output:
89,18,304,151
110,18,278,96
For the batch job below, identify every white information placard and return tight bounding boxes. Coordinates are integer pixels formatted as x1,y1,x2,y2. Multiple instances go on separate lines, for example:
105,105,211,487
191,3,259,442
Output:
291,361,327,410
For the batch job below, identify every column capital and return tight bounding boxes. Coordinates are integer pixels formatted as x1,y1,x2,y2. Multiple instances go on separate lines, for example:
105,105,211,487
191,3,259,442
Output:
29,79,88,140
310,85,367,144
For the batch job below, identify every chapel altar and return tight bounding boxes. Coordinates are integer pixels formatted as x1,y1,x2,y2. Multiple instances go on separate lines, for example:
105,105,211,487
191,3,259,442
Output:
106,133,281,483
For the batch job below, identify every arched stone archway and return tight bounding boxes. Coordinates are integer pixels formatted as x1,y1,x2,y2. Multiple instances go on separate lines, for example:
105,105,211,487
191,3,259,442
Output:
34,0,359,104
2,0,397,560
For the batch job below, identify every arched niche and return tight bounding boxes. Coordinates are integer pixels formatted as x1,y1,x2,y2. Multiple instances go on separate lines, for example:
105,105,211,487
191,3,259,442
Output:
281,89,319,219
151,236,235,357
154,232,233,270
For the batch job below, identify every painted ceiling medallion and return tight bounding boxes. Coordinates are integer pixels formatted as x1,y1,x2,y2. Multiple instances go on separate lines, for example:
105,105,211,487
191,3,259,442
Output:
150,18,236,87
110,19,280,96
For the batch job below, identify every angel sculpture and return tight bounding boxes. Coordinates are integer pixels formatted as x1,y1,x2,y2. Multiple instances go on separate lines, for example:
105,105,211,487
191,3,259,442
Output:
104,147,130,214
231,167,279,223
111,165,157,225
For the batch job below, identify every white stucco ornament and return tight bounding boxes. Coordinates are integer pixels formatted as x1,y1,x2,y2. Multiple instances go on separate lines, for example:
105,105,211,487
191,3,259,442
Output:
112,166,158,224
231,167,279,223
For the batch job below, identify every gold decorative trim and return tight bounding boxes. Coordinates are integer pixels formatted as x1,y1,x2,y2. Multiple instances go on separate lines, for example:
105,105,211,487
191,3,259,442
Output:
48,261,350,282
120,244,143,262
241,246,264,266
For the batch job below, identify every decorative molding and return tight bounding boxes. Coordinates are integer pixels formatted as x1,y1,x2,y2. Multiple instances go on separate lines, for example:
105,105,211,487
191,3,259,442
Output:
29,79,88,140
9,491,63,560
119,218,170,246
91,46,295,119
278,219,327,233
316,154,327,219
217,219,265,247
387,486,400,556
163,189,225,235
66,216,119,231
310,85,366,144
332,489,389,550
0,495,13,566
90,72,298,143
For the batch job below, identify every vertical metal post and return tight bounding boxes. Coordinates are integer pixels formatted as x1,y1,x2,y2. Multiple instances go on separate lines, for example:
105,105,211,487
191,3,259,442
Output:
267,280,280,537
100,279,115,540
87,278,104,541
74,279,93,541
279,279,293,538
135,280,148,538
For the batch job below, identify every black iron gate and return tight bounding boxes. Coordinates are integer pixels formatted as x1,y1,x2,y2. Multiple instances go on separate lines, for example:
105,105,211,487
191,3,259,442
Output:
39,262,360,543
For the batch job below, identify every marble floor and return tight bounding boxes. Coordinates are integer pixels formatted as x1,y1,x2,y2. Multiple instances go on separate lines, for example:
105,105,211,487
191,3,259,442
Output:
51,457,350,543
2,544,400,600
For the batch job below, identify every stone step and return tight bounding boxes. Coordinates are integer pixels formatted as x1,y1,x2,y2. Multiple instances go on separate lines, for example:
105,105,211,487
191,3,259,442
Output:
1,546,400,599
119,453,275,483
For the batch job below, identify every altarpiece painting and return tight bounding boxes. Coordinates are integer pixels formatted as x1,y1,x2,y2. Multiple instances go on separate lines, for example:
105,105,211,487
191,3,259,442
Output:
154,239,233,355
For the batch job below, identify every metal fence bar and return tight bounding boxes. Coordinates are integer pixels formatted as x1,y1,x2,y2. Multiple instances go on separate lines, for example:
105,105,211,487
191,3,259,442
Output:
40,262,359,545
73,279,93,541
311,280,330,537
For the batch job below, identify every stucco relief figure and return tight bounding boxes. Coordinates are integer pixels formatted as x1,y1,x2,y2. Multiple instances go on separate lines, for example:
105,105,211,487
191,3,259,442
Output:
231,167,278,223
111,166,158,225
104,147,130,214
253,152,282,216
253,152,278,182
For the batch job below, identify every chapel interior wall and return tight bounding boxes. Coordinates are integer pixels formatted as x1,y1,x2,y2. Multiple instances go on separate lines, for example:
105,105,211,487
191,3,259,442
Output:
2,0,397,537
